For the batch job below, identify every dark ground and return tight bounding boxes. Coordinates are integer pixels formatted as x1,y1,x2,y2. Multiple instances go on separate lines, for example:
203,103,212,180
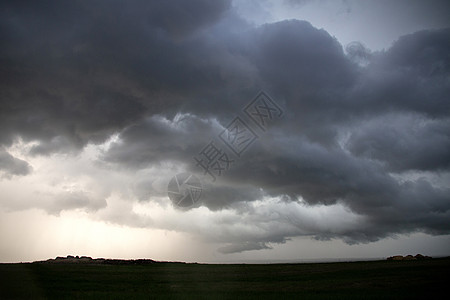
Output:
1,257,449,299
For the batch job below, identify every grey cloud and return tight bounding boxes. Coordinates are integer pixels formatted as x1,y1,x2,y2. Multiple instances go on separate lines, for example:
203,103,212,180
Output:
99,20,450,247
254,20,355,90
47,190,107,215
0,0,235,151
199,182,265,211
352,28,450,118
1,0,449,251
346,114,450,172
103,114,224,169
345,41,371,65
284,0,315,7
0,148,32,176
224,135,450,238
218,241,271,254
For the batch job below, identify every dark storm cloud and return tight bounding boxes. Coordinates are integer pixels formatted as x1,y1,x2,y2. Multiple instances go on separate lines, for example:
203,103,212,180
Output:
103,22,450,246
1,0,449,249
0,0,234,152
103,114,222,169
352,28,450,118
346,114,450,171
345,41,371,65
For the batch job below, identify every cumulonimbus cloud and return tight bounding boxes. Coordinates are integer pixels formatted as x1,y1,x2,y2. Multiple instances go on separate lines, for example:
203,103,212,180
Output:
1,0,449,252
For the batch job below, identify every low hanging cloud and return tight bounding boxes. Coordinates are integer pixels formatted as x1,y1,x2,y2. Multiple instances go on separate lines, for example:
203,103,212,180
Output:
1,0,449,253
0,148,32,177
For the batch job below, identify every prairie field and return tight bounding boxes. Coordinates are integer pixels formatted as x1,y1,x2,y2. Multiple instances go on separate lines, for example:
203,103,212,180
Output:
1,257,449,299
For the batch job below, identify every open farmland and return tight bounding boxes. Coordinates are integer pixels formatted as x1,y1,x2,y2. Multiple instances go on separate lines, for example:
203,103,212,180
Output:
1,257,449,299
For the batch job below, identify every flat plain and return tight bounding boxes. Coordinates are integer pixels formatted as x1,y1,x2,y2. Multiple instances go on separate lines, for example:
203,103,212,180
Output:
1,257,449,299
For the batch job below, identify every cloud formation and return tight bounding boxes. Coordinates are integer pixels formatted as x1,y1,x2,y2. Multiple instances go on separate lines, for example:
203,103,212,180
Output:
1,0,449,253
0,148,32,177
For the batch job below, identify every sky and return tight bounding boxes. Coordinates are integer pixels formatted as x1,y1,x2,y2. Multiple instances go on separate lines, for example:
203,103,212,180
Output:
1,0,450,263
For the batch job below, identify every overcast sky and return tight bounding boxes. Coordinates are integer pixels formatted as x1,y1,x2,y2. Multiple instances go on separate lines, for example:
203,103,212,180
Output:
1,0,450,263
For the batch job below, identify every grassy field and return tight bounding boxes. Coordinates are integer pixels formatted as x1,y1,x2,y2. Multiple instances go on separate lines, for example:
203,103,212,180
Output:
1,258,449,299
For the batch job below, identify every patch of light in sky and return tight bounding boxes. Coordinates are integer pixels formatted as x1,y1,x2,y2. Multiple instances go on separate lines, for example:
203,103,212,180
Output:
232,0,450,51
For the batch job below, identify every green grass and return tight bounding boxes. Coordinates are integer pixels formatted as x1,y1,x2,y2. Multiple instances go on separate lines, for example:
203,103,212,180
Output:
1,258,449,299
